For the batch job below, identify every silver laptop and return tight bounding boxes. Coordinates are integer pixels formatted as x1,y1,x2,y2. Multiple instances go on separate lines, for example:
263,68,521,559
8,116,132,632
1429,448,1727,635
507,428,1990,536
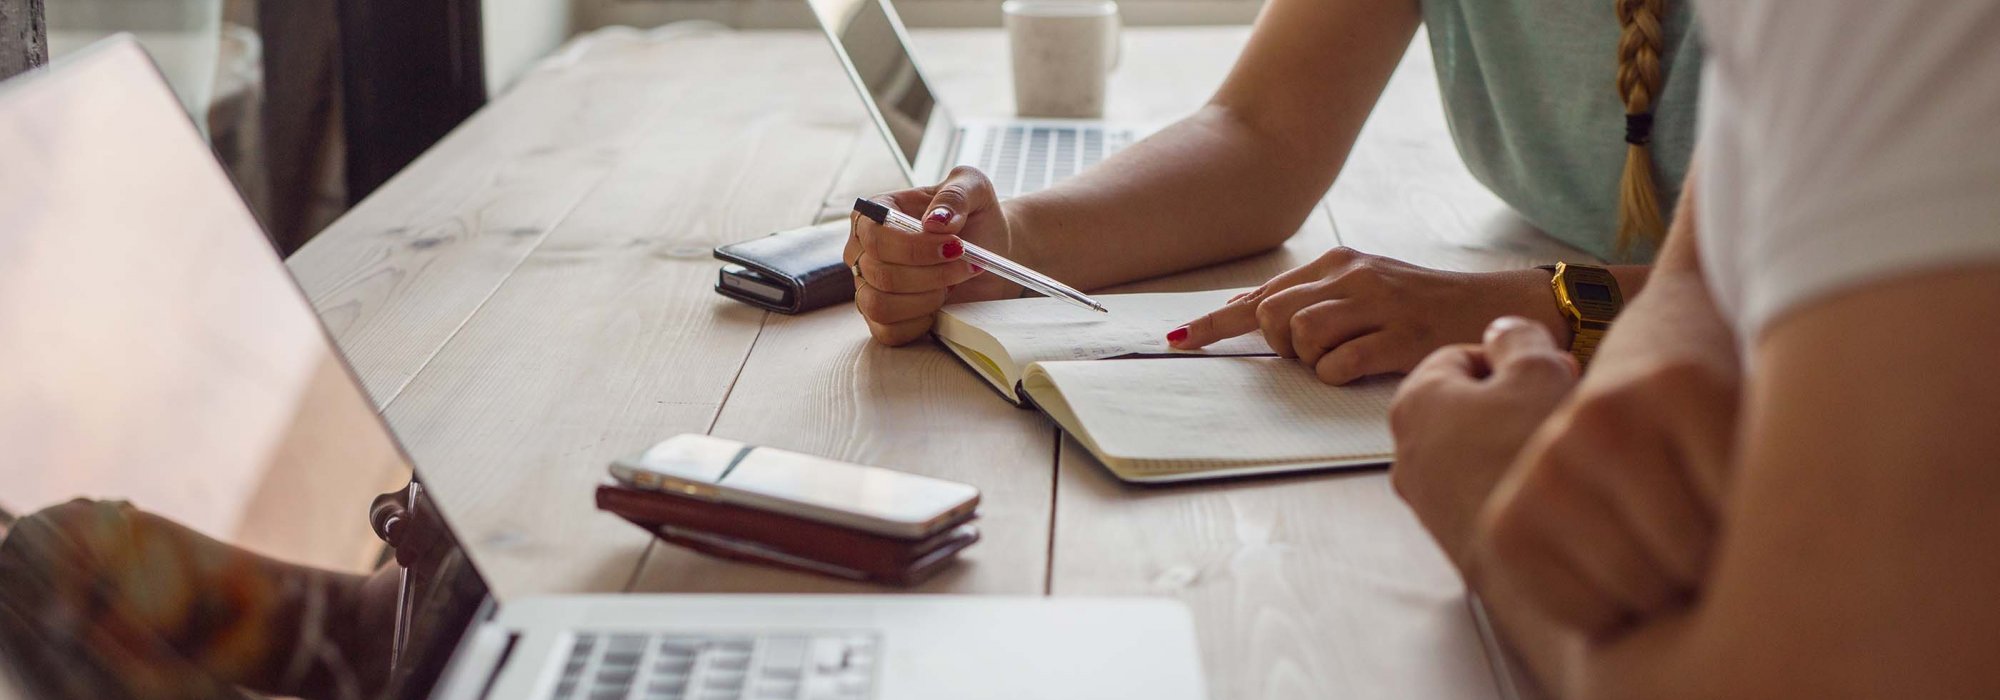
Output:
0,36,1206,700
807,0,1151,197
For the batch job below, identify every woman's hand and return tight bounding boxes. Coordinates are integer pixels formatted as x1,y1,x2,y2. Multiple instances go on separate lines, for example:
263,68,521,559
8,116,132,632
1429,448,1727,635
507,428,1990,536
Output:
845,167,1022,345
1169,247,1570,385
1389,317,1581,570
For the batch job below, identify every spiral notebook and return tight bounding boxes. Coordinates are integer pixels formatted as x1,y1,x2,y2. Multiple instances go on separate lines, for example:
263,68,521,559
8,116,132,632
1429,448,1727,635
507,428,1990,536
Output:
934,290,1397,482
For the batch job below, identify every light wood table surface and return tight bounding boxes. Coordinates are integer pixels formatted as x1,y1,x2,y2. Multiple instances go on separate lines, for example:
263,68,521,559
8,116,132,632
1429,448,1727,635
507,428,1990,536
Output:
288,25,1590,700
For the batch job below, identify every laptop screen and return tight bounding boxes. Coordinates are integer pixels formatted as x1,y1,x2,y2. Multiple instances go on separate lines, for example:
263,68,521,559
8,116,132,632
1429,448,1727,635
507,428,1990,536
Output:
809,0,940,167
0,38,487,700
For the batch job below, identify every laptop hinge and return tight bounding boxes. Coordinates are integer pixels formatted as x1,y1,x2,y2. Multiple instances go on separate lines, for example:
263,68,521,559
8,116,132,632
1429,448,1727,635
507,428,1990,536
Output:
432,605,518,700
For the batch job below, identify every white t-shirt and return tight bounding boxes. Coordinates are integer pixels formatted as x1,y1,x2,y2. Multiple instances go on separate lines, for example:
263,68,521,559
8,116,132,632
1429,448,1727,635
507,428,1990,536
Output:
1695,2,2000,342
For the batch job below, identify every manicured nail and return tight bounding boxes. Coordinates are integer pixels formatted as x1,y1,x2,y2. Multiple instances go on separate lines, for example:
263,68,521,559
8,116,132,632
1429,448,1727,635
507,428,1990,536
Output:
942,241,964,259
1166,326,1190,344
927,207,953,224
969,264,984,275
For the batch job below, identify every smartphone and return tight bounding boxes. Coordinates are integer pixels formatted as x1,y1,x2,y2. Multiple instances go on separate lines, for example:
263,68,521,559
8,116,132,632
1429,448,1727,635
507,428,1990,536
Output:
608,434,980,540
717,264,792,306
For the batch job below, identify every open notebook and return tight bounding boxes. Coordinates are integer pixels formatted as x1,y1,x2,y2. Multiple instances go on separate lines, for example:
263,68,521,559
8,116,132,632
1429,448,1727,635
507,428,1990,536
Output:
935,290,1397,482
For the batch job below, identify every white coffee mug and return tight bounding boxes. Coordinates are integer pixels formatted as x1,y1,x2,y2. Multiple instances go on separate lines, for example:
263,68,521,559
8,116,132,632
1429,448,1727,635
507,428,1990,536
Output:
1003,0,1121,119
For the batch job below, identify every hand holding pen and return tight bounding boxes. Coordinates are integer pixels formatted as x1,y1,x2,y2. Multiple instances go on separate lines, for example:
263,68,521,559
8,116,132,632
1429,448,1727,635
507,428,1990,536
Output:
844,168,1106,346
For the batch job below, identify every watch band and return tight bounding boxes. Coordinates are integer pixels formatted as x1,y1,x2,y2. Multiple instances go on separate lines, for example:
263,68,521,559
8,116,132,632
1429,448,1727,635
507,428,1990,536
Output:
1569,321,1607,367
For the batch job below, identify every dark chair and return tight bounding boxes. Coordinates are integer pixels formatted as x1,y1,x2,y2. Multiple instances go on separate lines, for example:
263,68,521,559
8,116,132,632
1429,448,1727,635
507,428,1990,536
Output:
258,0,486,252
0,0,47,82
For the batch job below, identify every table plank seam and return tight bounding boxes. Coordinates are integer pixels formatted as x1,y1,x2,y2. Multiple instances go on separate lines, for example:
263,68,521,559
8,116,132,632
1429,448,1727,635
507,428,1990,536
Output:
1041,429,1060,596
622,535,659,593
349,171,627,416
619,303,775,593
1320,199,1348,250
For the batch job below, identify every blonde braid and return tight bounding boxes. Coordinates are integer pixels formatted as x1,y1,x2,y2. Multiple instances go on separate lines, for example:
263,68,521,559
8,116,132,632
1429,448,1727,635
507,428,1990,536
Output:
1614,0,1668,258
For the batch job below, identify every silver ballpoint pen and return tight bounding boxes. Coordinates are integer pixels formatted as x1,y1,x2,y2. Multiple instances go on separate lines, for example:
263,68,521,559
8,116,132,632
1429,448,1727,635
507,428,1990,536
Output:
853,198,1109,314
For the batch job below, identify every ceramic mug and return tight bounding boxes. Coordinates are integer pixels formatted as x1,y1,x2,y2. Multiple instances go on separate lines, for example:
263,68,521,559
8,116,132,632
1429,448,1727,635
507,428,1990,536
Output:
1003,0,1121,118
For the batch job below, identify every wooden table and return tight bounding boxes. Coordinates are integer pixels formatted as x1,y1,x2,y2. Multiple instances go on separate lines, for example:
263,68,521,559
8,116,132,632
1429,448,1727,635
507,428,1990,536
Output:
288,26,1588,700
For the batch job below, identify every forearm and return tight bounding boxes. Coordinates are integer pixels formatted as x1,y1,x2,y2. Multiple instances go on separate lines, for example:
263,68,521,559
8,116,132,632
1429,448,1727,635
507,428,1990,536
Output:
1474,181,1737,693
1006,0,1419,290
1589,265,2000,699
1008,105,1348,289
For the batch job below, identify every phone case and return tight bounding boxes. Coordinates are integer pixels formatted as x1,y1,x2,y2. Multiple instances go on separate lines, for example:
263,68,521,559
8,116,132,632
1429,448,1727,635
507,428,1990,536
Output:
712,220,852,314
651,523,979,587
596,483,980,586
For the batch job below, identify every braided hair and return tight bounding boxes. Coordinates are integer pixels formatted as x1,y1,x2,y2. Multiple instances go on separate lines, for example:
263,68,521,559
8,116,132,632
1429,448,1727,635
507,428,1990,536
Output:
1614,0,1668,258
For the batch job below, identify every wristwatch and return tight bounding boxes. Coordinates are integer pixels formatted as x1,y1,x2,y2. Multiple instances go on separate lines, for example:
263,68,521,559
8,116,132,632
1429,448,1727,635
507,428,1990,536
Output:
1541,262,1624,367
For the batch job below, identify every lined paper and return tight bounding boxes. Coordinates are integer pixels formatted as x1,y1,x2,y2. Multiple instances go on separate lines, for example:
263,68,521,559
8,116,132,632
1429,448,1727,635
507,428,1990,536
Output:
941,288,1273,364
1026,357,1396,469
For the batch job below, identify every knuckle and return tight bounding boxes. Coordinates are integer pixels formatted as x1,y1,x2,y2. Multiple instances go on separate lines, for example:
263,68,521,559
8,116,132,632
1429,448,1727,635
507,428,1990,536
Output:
1333,266,1383,292
842,228,863,255
881,232,931,264
866,322,900,346
858,261,896,292
1289,312,1321,347
1317,349,1358,385
931,185,970,208
946,164,985,183
1187,313,1219,339
1254,298,1287,331
1504,352,1577,383
1321,246,1358,265
945,166,993,195
855,289,894,320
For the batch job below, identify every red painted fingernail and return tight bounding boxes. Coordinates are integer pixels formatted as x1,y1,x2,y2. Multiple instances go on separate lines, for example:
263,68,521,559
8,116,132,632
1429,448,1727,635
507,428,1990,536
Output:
1167,326,1190,343
969,264,984,274
927,207,953,224
942,241,964,259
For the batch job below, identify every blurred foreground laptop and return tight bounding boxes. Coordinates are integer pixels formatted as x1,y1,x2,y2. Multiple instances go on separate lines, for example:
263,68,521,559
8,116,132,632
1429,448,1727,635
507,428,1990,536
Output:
807,0,1151,197
0,36,1206,700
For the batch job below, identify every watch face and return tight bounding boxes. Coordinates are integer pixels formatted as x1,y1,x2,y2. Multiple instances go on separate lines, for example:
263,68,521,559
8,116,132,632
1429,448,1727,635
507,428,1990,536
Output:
1559,266,1624,321
1573,282,1615,303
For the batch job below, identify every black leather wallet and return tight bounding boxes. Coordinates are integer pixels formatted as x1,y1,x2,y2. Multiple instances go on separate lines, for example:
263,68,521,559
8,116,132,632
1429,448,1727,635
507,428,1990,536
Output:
712,220,853,314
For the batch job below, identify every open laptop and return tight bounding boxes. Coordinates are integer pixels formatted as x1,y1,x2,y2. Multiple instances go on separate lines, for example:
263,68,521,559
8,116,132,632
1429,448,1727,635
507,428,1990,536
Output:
807,0,1152,197
0,36,1207,700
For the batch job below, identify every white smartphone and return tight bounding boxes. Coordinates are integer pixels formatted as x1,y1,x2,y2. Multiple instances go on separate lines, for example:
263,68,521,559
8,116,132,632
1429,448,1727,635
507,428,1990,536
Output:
608,434,981,540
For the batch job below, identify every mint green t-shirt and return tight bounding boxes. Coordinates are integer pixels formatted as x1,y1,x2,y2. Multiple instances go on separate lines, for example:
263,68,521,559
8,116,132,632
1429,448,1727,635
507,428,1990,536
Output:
1421,0,1701,262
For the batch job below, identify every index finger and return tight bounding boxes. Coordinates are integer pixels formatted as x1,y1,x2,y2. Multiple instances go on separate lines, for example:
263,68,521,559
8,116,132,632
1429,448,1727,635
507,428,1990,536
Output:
1483,317,1578,384
1169,298,1260,349
855,196,966,266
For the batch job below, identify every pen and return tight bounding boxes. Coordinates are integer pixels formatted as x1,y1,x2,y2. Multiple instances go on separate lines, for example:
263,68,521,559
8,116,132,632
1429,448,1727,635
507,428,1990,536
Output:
853,198,1108,314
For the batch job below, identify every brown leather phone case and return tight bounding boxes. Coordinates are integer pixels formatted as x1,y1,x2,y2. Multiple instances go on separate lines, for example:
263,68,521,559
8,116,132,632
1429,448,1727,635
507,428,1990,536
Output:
595,483,979,586
650,523,979,587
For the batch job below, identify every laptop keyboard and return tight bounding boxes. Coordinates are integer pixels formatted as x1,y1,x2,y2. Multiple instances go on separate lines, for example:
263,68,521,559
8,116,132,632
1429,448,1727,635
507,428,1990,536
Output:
551,631,881,700
973,124,1135,198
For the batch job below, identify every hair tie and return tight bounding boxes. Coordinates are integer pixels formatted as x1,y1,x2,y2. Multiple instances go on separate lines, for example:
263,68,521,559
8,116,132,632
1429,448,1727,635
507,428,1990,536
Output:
1624,112,1654,146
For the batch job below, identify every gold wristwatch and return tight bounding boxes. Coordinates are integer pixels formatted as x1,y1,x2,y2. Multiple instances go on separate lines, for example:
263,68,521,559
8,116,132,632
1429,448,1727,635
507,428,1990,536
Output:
1542,262,1624,367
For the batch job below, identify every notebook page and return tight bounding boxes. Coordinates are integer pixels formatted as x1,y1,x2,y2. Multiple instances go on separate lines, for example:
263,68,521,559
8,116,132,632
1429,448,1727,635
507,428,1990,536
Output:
1028,357,1397,464
939,289,1273,365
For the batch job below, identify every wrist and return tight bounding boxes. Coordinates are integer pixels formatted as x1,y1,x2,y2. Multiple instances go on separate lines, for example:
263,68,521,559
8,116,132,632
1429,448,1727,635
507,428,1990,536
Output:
992,198,1041,296
996,197,1038,267
1499,268,1575,348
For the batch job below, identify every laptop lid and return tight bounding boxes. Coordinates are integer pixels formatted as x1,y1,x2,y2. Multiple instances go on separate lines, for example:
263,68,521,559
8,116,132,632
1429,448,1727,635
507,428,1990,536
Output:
806,0,959,186
0,36,489,700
